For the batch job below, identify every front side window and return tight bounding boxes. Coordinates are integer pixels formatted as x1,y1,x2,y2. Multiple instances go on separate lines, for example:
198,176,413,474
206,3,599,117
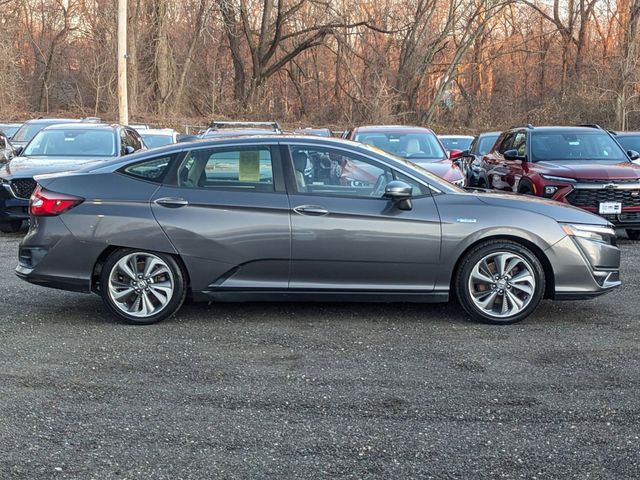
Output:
178,147,274,191
530,132,628,162
613,135,640,155
23,129,117,158
512,132,527,157
289,146,428,198
498,133,515,154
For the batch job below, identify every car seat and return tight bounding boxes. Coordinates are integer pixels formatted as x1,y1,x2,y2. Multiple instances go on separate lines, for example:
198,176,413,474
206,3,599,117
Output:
293,151,310,192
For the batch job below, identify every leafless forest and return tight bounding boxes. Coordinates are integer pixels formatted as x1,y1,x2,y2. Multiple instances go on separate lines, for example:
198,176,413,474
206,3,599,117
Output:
1,0,639,131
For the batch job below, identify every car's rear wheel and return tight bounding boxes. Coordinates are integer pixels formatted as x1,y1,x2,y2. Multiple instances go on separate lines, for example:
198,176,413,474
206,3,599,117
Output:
0,220,23,234
455,240,545,324
626,229,640,241
100,249,187,324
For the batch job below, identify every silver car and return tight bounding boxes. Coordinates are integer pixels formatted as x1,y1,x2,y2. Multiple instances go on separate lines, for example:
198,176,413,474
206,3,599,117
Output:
16,136,621,325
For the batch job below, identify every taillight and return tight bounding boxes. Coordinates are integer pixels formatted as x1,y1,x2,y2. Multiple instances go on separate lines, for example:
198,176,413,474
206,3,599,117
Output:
29,185,84,217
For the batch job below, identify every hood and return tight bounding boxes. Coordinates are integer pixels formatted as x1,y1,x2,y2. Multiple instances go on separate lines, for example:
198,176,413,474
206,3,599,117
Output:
0,156,110,179
413,159,462,181
475,190,610,225
534,160,640,180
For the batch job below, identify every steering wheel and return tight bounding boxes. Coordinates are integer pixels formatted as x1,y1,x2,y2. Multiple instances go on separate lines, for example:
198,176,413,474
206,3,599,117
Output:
370,173,389,198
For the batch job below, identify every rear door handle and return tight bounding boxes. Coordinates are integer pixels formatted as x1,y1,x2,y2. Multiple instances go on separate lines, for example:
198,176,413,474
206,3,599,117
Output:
293,205,329,216
155,197,189,208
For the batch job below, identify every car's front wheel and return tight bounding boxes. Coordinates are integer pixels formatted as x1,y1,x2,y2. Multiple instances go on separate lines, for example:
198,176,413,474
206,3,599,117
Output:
626,229,640,241
455,240,546,324
100,249,187,324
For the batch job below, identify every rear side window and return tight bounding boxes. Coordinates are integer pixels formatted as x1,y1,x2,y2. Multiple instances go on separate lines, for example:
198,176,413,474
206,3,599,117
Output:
123,154,176,182
178,147,274,191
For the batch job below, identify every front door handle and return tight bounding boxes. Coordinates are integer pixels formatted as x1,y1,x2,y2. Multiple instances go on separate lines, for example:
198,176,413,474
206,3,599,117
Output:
155,197,189,208
293,205,330,216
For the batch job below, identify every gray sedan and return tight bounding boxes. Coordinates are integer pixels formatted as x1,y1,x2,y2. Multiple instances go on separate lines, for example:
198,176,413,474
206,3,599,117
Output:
16,136,621,325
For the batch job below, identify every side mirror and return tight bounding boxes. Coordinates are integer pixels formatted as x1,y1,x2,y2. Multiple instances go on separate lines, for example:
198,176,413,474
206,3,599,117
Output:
14,146,23,156
124,145,135,155
627,150,640,161
449,149,468,160
383,180,413,210
503,149,526,162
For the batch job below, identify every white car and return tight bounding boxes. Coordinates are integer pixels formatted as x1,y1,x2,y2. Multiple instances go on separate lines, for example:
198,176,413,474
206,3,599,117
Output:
138,128,179,149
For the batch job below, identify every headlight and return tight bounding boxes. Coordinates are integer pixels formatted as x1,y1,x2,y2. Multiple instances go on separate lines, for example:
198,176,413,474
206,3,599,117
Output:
561,223,616,243
541,174,576,183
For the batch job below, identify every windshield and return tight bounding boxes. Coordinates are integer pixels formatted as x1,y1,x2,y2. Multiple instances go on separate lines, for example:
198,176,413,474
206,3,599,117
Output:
141,134,174,148
616,135,640,154
12,123,47,143
23,129,117,157
355,131,446,161
531,132,628,162
477,134,500,155
1,125,20,138
440,137,473,151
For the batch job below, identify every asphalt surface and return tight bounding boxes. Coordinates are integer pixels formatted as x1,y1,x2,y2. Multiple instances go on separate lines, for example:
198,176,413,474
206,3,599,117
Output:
0,230,639,479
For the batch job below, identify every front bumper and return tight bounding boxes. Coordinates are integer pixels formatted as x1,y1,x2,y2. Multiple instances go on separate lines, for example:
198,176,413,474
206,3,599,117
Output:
0,186,29,223
546,234,621,300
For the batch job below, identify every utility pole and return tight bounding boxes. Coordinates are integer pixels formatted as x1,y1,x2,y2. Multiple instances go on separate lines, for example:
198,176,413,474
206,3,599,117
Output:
117,0,129,125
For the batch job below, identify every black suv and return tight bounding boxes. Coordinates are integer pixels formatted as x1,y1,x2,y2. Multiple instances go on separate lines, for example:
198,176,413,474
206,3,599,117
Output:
0,123,145,233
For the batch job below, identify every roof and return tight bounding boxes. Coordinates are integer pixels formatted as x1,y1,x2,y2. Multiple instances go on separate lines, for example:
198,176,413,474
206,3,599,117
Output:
612,131,640,136
23,118,80,125
41,123,122,131
354,125,435,134
139,128,178,136
514,125,611,133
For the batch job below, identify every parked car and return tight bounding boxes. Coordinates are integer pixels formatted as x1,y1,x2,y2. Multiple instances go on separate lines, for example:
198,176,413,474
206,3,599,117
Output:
612,131,640,166
0,123,23,139
343,125,465,186
293,127,333,137
10,118,82,150
0,123,145,233
477,124,640,239
0,130,16,163
459,131,501,186
201,121,282,138
438,134,474,157
16,135,620,325
138,128,179,149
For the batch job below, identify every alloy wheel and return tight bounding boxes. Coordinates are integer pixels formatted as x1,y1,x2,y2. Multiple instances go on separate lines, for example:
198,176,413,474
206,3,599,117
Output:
467,251,536,319
107,253,175,318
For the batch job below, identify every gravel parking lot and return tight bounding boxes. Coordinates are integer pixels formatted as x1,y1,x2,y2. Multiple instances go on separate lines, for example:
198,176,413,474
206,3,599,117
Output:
0,231,639,479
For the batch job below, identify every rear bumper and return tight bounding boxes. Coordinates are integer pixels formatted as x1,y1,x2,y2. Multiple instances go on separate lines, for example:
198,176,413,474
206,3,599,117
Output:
15,216,102,293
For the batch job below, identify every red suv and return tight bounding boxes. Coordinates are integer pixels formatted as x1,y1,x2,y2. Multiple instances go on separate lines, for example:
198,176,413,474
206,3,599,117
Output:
477,125,640,239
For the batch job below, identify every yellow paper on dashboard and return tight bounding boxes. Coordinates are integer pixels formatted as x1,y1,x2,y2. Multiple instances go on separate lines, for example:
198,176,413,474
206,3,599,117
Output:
239,151,260,182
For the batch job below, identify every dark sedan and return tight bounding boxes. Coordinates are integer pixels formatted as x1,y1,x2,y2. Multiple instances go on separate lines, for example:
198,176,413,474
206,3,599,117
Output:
0,123,145,233
17,136,620,325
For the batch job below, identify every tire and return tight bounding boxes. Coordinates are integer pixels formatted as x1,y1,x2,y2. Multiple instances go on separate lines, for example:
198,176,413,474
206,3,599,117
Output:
100,249,187,325
0,220,22,234
517,183,534,196
627,229,640,241
455,240,546,325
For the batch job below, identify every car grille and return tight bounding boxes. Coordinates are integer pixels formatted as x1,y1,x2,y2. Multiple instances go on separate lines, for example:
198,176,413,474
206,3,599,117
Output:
10,178,38,200
566,187,640,209
602,211,640,223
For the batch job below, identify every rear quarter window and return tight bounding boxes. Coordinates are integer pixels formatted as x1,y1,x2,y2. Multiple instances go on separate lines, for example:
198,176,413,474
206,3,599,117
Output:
122,154,177,182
